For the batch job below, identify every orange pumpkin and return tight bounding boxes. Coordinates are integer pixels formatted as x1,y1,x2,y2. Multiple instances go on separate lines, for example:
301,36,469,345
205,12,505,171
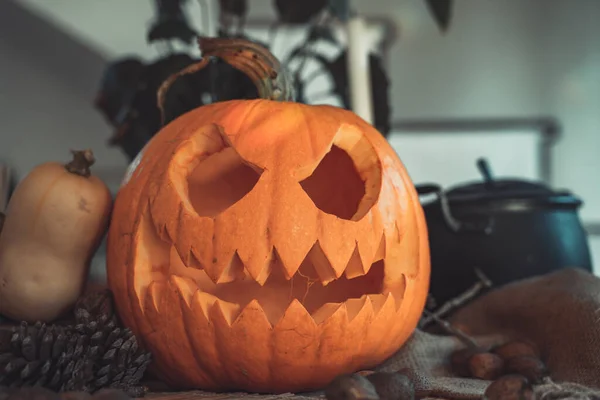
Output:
106,38,430,393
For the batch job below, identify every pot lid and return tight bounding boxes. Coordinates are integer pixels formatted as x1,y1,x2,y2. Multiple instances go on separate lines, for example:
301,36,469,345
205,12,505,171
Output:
444,158,578,204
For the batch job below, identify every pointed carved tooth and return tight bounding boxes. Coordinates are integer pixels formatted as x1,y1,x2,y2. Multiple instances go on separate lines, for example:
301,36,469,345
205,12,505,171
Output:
168,246,207,283
211,299,242,327
383,228,414,288
343,245,366,279
176,211,215,271
277,300,317,330
368,294,389,315
145,281,165,317
135,213,170,302
272,227,317,280
186,248,205,270
169,275,199,306
312,302,347,325
355,229,381,272
385,274,407,311
345,296,368,322
149,184,180,242
306,242,341,285
149,205,171,242
189,237,215,271
195,291,219,320
348,295,375,325
373,233,386,263
378,293,396,317
216,252,247,284
318,231,357,279
393,218,420,279
196,291,243,327
232,300,271,328
169,203,186,246
204,249,236,284
356,204,384,264
250,250,276,286
158,223,172,242
395,220,404,242
237,245,275,285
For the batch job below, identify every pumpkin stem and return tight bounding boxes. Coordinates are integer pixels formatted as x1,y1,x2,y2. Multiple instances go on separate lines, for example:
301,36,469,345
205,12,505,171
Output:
65,149,96,178
157,37,295,124
0,212,4,234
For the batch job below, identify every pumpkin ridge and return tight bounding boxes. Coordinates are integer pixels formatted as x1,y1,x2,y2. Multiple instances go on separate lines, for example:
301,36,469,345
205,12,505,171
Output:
144,281,191,385
168,276,219,386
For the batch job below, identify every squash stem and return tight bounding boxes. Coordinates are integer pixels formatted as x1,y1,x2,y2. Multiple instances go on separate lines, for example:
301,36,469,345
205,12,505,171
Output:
0,212,4,234
65,149,95,178
157,37,295,123
198,37,295,102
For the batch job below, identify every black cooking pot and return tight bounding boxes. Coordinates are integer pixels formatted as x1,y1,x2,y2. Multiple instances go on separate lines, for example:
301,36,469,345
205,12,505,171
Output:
417,158,593,305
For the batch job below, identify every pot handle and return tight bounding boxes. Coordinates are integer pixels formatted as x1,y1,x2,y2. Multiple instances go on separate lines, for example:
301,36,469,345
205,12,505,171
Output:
416,184,495,235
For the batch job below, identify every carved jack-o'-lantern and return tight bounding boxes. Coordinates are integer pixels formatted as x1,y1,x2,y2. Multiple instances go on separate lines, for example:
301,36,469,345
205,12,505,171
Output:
106,38,430,393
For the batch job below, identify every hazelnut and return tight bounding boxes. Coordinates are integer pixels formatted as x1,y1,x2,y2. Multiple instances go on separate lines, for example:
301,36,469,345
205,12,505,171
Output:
483,374,534,400
505,355,548,384
366,371,415,400
468,352,505,380
493,340,540,361
325,373,380,400
450,346,487,377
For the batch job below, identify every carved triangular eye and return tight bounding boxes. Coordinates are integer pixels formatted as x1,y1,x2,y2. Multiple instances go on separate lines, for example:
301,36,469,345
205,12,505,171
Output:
185,127,263,218
300,145,364,220
299,127,381,222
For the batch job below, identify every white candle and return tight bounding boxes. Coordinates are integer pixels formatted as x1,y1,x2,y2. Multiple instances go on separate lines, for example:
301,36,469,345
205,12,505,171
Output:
203,0,218,38
346,16,374,125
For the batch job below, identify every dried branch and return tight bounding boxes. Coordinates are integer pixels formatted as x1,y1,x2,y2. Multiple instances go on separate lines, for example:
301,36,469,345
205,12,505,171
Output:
422,309,478,349
419,268,492,328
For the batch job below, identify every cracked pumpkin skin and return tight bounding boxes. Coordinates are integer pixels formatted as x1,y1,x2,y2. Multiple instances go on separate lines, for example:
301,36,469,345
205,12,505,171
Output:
106,38,430,393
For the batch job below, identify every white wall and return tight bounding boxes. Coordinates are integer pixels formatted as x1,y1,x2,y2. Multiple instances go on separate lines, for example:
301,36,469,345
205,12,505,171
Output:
0,1,129,189
4,0,600,268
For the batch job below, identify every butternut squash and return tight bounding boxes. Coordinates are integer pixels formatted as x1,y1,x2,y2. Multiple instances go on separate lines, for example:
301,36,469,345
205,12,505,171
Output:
0,149,112,322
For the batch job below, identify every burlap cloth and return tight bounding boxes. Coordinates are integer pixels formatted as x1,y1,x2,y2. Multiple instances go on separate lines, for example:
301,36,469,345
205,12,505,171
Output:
376,267,600,399
146,268,600,400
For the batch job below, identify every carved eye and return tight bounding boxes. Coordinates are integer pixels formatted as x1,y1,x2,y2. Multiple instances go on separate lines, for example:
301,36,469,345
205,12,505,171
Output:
184,128,263,218
300,126,381,221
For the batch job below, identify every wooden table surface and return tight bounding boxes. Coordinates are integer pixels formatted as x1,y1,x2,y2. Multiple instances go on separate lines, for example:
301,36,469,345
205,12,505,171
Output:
144,392,321,400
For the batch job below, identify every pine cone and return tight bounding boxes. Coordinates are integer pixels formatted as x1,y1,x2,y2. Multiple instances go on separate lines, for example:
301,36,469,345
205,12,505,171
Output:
0,291,151,397
73,291,114,326
71,319,151,395
0,322,86,391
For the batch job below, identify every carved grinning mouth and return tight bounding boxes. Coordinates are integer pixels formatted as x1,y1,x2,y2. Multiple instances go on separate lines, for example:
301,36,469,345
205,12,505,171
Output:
131,129,407,327
135,209,406,327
